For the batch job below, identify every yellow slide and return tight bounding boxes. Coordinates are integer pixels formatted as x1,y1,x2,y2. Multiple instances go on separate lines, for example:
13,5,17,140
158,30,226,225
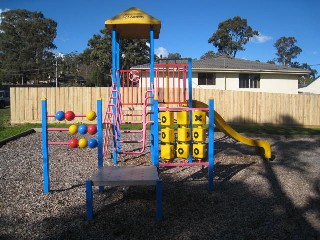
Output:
191,100,272,159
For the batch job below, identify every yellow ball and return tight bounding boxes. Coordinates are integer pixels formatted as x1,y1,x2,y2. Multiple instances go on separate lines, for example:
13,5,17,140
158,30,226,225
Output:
68,124,78,135
86,110,96,121
78,138,87,148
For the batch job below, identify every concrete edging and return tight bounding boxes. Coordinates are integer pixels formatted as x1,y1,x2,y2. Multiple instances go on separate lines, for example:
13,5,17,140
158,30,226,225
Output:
0,128,37,147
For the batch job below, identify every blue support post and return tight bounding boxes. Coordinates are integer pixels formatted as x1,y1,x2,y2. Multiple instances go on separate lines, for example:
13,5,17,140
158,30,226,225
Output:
187,58,193,163
156,180,163,221
208,99,215,192
97,98,104,192
149,28,155,163
41,98,50,194
112,28,118,164
112,28,117,87
150,28,155,90
97,99,103,169
116,36,120,91
115,35,121,153
188,58,192,108
86,180,93,221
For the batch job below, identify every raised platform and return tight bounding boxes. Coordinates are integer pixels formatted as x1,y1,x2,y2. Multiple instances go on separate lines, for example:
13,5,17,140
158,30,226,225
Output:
86,165,162,221
90,165,160,186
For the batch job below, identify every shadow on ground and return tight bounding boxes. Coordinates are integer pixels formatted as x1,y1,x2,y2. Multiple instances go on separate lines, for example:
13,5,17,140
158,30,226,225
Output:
1,133,320,239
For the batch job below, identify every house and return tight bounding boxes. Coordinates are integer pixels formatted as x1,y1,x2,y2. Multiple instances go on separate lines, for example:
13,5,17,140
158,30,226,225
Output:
298,77,320,94
131,56,310,94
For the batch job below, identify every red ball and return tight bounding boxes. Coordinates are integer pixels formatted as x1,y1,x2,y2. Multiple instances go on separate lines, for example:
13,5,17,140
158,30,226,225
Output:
87,125,97,135
69,138,78,148
65,111,75,121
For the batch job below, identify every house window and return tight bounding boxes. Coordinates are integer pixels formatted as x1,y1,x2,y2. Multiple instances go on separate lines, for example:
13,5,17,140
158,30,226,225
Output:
198,73,216,85
239,74,260,88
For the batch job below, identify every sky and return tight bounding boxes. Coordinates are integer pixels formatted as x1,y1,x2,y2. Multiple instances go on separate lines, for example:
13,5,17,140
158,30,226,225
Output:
1,0,319,74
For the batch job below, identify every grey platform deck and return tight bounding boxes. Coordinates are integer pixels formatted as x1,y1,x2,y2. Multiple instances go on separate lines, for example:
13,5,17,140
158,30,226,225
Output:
90,165,159,186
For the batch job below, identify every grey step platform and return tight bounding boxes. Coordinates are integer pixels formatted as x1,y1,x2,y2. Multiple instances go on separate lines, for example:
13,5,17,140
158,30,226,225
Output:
86,165,162,221
91,165,160,186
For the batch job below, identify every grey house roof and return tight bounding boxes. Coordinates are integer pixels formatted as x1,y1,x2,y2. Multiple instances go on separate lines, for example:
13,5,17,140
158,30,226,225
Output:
132,56,310,75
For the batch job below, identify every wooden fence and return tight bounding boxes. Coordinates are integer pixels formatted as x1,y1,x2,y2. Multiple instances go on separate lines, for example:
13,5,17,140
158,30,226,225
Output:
10,87,320,127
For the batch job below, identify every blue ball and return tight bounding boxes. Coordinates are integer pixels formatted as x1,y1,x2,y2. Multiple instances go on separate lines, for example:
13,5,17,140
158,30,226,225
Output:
88,138,98,148
78,124,87,135
55,111,65,121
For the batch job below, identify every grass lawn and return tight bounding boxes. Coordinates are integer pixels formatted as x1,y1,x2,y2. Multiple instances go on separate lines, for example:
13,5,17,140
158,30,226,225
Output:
0,108,40,140
1,107,320,141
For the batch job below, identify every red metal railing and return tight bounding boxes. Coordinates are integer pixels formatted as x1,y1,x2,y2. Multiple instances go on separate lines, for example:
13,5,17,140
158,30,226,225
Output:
118,63,188,106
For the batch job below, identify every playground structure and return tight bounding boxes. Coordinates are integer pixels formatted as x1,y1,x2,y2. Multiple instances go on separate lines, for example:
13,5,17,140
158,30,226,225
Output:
41,7,272,221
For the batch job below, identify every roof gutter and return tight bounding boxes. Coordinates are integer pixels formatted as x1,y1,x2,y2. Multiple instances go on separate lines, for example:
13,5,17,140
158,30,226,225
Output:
192,68,310,75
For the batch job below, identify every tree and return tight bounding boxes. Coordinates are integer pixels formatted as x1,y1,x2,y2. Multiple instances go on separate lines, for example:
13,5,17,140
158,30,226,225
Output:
79,28,112,86
274,36,302,66
167,53,181,59
267,59,276,64
56,52,84,86
81,28,154,86
121,39,150,69
208,16,258,57
0,9,57,84
300,63,317,79
290,62,317,85
200,51,217,59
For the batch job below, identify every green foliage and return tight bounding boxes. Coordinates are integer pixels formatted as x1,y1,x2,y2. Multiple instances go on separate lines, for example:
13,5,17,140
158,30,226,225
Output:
267,59,276,64
0,109,40,140
0,108,9,131
290,62,317,84
167,53,181,59
78,29,112,86
0,9,57,84
274,36,302,66
121,39,150,69
208,16,258,57
79,28,152,86
200,51,217,59
89,68,105,87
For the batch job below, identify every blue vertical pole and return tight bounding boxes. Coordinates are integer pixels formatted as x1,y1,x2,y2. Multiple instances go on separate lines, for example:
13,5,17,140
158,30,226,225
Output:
112,28,117,87
97,98,103,168
86,180,93,221
188,58,193,163
97,98,104,192
150,28,155,91
208,99,215,192
41,98,50,194
188,58,192,108
116,35,120,91
112,28,118,164
149,28,155,164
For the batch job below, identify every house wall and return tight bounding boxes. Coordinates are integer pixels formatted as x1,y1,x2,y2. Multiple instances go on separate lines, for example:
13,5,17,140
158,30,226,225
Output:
299,77,320,94
260,74,298,94
191,72,299,94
